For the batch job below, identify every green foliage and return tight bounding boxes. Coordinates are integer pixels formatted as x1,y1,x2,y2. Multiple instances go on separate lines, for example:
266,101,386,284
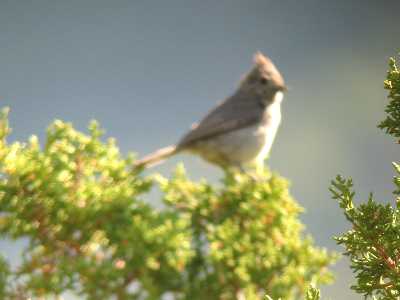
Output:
159,167,334,300
0,255,9,299
304,286,321,300
330,176,400,299
378,56,400,141
265,285,321,300
0,107,334,299
331,55,400,300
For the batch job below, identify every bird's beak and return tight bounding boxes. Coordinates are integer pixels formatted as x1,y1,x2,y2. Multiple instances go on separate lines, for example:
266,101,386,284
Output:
280,85,289,92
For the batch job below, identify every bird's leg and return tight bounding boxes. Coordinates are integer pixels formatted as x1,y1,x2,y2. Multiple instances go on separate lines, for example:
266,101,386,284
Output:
237,164,247,174
233,163,259,181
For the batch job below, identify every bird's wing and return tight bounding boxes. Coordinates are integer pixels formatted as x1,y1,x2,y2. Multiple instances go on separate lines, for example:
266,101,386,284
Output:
177,91,262,148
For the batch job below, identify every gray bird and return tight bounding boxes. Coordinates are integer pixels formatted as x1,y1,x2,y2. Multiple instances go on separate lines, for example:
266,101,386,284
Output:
135,52,286,171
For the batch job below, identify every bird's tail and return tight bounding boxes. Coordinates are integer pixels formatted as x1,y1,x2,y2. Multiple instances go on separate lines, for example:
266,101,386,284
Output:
134,145,178,169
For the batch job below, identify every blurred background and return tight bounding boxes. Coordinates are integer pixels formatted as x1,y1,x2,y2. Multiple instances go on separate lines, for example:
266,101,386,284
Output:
1,0,399,298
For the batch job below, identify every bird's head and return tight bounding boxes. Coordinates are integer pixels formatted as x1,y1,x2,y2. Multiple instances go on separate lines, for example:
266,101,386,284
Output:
240,52,287,99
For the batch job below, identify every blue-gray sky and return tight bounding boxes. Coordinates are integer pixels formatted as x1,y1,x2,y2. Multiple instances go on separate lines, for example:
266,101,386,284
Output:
1,0,400,298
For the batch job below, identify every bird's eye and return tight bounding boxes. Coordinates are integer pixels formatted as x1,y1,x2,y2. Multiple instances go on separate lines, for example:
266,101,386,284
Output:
260,78,268,85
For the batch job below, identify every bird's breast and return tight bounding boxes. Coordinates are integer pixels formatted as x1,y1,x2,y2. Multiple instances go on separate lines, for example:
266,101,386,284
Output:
255,91,283,162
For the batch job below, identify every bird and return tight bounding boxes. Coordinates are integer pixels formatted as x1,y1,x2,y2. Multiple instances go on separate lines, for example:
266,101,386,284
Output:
135,52,286,172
